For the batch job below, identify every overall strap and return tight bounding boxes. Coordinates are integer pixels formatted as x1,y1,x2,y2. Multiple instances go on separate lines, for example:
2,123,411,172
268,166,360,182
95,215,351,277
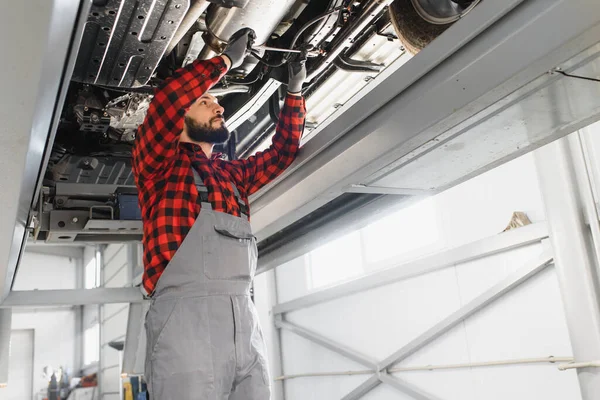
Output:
191,166,248,219
191,167,211,209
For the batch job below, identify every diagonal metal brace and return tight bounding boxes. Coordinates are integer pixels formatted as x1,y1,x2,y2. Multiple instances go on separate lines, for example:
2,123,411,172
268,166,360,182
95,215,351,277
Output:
276,319,378,369
341,250,553,399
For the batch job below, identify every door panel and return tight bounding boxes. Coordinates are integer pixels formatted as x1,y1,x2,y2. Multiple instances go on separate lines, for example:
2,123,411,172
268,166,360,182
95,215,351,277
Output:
6,329,34,400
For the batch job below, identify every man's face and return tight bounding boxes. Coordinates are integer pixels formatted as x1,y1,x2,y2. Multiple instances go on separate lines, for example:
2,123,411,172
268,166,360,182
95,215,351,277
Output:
184,94,230,144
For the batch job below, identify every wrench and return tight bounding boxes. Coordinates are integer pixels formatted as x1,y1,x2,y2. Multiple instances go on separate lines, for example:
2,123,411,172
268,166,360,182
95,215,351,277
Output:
253,45,302,54
252,45,321,58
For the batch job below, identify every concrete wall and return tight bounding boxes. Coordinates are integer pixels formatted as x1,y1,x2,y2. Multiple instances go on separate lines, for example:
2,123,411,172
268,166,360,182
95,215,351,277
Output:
11,252,78,398
263,152,582,400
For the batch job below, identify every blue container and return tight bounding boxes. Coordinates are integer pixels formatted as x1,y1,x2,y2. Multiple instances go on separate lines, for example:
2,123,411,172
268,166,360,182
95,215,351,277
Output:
117,194,142,220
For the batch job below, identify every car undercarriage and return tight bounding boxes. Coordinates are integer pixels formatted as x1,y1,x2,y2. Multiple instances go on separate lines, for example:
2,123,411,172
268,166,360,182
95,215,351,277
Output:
35,0,482,243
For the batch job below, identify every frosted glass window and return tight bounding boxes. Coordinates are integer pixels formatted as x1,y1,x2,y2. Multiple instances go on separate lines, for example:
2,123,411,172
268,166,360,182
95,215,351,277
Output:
308,231,363,289
83,324,99,365
85,257,97,289
96,250,102,287
362,197,441,266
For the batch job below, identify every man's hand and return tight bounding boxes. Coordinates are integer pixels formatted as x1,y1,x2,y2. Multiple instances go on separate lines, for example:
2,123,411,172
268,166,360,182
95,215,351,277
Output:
222,28,256,69
287,47,308,95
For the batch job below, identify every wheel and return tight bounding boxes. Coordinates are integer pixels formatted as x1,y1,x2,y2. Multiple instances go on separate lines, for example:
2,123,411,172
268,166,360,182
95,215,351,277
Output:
389,0,481,55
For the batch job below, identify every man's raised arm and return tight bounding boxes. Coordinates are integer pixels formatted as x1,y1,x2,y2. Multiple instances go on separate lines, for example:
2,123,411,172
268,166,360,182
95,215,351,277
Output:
132,57,228,180
227,51,307,195
132,29,253,180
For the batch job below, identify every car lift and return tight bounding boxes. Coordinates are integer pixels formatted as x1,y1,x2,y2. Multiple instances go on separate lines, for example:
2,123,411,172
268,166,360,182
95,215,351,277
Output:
1,0,600,398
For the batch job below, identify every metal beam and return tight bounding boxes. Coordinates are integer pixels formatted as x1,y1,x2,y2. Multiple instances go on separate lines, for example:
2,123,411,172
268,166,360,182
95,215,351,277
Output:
276,319,378,369
341,376,380,400
277,319,439,400
25,244,84,259
0,0,90,302
535,135,600,399
377,251,552,370
275,250,551,399
0,309,11,386
273,223,548,315
343,185,435,196
250,0,600,244
340,251,553,398
342,373,442,400
0,288,143,307
378,373,443,400
55,182,135,197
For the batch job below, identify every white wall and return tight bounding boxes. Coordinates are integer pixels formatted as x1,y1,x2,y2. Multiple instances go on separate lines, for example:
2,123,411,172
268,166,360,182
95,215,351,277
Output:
12,310,76,398
5,329,34,400
13,252,77,291
11,252,78,398
265,152,582,400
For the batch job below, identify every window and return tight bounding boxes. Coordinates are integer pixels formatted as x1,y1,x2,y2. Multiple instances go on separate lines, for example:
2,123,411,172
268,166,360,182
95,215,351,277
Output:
84,257,97,289
362,197,441,268
303,198,442,291
96,250,102,287
308,231,363,290
83,324,99,365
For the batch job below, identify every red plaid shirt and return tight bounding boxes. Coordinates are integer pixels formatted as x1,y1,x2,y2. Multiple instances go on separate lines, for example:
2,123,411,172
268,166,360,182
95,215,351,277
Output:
132,56,306,295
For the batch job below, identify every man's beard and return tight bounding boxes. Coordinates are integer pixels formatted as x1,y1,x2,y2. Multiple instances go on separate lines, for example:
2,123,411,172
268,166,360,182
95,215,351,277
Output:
184,115,230,144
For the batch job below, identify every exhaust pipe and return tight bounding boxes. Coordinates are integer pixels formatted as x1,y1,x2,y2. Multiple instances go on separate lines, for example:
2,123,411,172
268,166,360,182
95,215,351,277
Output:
204,0,299,48
166,0,211,56
306,0,395,82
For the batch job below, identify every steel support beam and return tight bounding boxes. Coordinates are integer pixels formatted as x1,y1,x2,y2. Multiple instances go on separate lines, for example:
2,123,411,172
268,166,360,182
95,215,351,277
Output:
339,251,553,399
343,185,434,196
377,251,552,370
0,308,11,386
342,372,442,400
274,223,548,315
535,136,600,399
341,376,380,400
277,320,439,400
276,319,378,369
0,0,90,302
0,288,143,307
250,0,600,244
378,373,443,400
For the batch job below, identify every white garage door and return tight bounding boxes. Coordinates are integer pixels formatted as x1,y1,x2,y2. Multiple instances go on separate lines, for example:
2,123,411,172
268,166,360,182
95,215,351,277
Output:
6,329,34,400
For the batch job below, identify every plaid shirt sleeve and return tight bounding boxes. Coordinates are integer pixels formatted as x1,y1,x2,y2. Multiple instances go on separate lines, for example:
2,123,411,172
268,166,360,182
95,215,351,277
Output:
228,93,306,195
132,57,228,179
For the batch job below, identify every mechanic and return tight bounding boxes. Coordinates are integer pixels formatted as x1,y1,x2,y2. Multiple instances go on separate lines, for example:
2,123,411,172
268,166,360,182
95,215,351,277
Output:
132,29,306,400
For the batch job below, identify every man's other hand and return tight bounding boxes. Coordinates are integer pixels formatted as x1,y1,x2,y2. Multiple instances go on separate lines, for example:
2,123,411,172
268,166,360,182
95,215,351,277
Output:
222,28,256,69
287,46,308,95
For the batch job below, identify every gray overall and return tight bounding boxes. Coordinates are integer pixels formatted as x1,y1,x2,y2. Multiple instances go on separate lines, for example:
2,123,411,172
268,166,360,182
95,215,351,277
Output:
144,170,270,400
